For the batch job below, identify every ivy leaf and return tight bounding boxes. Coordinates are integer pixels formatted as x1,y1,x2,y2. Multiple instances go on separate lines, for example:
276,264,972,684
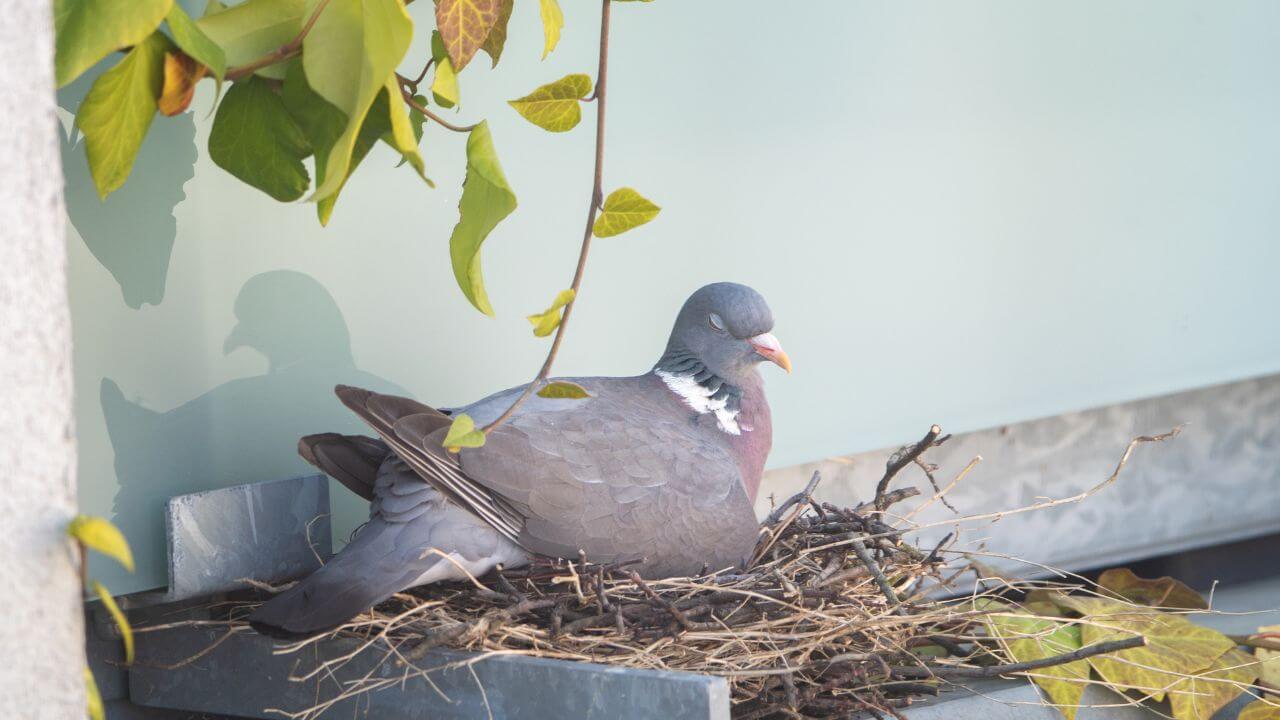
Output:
85,667,105,720
165,2,227,96
430,31,461,109
1168,648,1257,720
508,74,592,132
526,289,575,337
158,52,207,116
450,122,517,316
592,187,661,238
1097,568,1208,610
209,76,310,201
1241,700,1280,720
443,413,486,452
67,515,135,572
379,76,429,180
197,0,304,81
76,33,171,199
479,0,514,67
976,599,1088,720
1257,624,1280,690
394,93,428,168
537,381,591,400
539,0,563,60
435,0,501,72
1053,594,1235,702
303,0,418,205
54,0,173,88
91,581,134,664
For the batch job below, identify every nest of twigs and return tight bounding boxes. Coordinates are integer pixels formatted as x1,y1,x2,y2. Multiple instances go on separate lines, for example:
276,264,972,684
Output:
241,426,1179,720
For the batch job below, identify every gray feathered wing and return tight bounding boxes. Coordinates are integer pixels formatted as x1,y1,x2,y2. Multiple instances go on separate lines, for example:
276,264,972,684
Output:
343,381,759,575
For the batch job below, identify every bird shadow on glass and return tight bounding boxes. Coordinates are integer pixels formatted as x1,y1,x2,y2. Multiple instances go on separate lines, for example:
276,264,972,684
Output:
101,270,409,590
58,61,196,309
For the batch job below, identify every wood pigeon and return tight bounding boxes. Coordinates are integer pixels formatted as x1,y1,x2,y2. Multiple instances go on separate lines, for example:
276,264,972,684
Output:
249,282,791,638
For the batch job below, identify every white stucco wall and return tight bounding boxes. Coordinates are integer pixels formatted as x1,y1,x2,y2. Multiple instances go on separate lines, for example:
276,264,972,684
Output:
0,1,86,716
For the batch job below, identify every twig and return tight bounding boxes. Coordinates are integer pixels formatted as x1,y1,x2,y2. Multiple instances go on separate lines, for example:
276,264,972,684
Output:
767,471,822,525
480,0,614,434
1231,634,1280,652
892,636,1146,679
875,425,944,512
628,571,692,631
913,456,958,514
397,80,478,133
225,0,333,81
850,537,901,611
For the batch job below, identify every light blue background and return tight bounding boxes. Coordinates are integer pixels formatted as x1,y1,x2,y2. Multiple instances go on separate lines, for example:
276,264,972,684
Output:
64,1,1280,594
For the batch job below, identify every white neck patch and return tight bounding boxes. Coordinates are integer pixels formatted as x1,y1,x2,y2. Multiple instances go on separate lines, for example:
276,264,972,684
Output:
655,369,742,435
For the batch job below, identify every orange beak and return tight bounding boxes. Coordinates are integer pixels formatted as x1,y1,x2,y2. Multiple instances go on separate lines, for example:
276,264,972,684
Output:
749,332,792,373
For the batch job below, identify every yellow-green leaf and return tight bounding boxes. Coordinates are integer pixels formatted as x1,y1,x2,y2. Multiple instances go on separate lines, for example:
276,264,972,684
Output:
85,667,105,720
479,0,514,67
166,2,226,95
537,381,591,399
508,74,591,132
430,31,461,109
380,75,428,180
54,0,174,87
76,32,171,199
526,289,575,337
1168,648,1258,720
92,581,134,664
1240,700,1280,720
450,121,517,316
1097,568,1208,610
977,599,1088,720
303,0,416,204
68,515,135,572
158,52,207,116
209,75,311,202
1053,594,1235,702
443,413,486,452
539,0,563,60
592,187,660,238
436,0,501,72
1257,624,1280,690
197,0,304,81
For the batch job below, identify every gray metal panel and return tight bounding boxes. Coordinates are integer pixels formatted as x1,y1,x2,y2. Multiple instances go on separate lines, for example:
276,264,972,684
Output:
760,374,1280,577
130,625,729,720
165,475,331,601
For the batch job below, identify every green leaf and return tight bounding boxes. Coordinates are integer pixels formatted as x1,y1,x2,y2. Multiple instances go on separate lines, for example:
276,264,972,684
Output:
435,0,501,72
92,581,134,664
68,515,134,573
1053,594,1236,702
1097,568,1208,610
76,32,171,199
197,0,304,81
592,187,661,238
539,0,563,60
303,0,416,204
166,2,227,94
479,0,514,67
85,667,105,720
537,381,591,399
54,0,174,87
430,31,461,109
379,75,428,180
443,413,486,452
526,289,575,337
508,74,592,132
450,121,517,316
395,93,428,168
976,599,1088,720
1168,648,1257,720
209,76,310,201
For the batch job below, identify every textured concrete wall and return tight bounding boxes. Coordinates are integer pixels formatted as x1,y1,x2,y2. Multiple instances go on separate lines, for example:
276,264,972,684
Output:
0,1,87,717
758,374,1280,578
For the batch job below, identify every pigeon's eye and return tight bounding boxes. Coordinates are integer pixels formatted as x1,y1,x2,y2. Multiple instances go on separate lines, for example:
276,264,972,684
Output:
708,313,726,333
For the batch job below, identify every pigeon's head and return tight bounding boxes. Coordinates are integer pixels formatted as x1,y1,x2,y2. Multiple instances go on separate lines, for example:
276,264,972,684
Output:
663,282,791,382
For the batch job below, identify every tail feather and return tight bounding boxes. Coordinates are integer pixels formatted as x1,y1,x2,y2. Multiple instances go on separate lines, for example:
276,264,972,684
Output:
298,432,389,501
247,527,438,639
